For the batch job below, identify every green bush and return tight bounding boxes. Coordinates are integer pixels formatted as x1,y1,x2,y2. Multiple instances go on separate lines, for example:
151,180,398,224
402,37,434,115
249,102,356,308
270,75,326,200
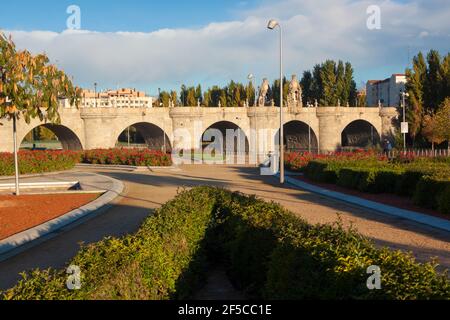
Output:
304,161,338,183
437,186,450,215
413,176,450,210
395,170,424,196
337,168,363,190
2,187,449,300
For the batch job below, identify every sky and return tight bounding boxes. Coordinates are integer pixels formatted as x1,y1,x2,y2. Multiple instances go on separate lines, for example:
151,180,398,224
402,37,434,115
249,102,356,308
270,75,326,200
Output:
1,0,449,95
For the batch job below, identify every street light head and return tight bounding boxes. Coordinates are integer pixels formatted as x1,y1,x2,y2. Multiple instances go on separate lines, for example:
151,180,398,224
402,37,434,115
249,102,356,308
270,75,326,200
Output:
267,19,279,30
248,73,254,80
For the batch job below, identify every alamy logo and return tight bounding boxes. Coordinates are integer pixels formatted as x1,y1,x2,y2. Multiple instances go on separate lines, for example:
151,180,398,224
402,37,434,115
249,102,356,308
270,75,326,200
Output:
366,265,382,290
366,5,381,30
66,5,81,30
66,265,82,290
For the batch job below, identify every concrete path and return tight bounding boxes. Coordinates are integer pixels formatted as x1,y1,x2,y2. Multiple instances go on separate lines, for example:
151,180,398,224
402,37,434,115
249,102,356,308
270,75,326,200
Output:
0,165,449,290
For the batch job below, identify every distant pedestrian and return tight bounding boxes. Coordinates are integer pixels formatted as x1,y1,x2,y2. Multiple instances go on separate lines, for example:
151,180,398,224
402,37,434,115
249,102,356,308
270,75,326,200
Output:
383,139,392,155
387,140,393,152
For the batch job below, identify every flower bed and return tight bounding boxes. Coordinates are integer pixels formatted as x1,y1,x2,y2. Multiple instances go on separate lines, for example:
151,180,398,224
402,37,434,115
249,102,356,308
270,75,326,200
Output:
0,150,80,176
81,148,172,166
2,187,448,300
289,151,450,214
0,148,172,176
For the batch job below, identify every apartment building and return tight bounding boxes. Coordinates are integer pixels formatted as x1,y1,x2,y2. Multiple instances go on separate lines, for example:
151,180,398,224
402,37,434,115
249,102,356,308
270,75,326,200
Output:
366,74,406,107
62,88,153,108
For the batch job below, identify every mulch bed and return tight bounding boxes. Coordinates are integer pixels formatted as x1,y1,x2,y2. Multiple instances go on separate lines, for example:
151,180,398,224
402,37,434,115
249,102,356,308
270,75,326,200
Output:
0,193,100,240
293,175,450,222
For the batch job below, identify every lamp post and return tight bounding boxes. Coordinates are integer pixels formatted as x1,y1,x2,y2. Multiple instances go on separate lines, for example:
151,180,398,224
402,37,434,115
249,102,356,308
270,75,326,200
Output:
94,82,98,108
401,91,409,152
267,19,284,184
248,74,258,164
307,102,312,153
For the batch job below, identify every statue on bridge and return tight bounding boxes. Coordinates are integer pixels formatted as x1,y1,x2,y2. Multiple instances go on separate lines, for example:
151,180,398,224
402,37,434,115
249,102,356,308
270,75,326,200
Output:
258,78,270,107
287,74,302,108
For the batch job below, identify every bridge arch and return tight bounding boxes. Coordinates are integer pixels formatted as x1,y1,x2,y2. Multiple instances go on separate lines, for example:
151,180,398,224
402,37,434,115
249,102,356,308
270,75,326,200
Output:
19,124,83,150
341,119,380,148
115,122,172,151
274,120,319,152
201,121,250,154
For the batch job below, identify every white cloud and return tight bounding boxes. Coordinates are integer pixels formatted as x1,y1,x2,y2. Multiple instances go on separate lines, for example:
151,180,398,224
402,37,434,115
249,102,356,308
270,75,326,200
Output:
4,0,450,92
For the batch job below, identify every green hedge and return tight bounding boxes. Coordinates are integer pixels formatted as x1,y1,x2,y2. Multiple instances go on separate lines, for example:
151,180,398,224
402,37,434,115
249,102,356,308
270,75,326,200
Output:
1,187,216,300
305,160,450,214
413,176,450,212
438,186,450,214
2,187,449,300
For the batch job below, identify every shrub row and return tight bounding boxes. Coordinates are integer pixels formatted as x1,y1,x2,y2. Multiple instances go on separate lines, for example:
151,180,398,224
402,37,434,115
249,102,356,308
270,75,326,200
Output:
2,187,449,300
0,148,172,176
1,187,216,300
304,160,450,214
81,148,172,166
0,150,80,176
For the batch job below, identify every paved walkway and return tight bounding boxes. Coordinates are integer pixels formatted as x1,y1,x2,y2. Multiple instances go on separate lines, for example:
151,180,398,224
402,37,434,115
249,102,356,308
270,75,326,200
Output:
0,165,449,290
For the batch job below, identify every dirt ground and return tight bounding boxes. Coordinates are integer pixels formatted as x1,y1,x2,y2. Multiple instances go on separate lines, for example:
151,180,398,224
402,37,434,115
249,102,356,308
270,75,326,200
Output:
0,193,99,240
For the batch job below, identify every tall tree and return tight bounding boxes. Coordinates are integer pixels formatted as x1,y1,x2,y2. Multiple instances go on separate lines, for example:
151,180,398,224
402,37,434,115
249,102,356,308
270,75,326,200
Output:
311,64,323,103
300,70,313,104
405,52,427,141
186,87,197,106
424,50,442,111
246,81,256,106
435,97,450,150
320,60,337,106
170,91,178,106
345,62,357,106
195,84,202,105
180,84,188,106
335,60,346,105
271,77,288,107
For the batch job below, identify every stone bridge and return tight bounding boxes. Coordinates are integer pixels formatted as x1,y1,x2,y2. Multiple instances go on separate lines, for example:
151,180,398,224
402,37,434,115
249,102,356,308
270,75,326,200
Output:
0,105,398,157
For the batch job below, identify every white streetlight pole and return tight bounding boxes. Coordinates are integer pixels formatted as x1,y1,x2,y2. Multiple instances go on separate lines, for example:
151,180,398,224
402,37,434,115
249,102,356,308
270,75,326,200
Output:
248,74,258,164
401,91,409,152
13,112,19,195
268,19,284,184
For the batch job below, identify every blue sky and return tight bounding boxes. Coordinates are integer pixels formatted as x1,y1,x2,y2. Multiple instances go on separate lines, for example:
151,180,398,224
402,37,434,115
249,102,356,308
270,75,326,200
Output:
1,0,449,95
0,0,261,32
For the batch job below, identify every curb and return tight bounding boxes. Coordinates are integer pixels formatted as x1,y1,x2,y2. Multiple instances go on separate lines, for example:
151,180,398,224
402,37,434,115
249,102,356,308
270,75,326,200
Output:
282,175,450,233
75,163,175,171
0,174,124,258
0,170,75,181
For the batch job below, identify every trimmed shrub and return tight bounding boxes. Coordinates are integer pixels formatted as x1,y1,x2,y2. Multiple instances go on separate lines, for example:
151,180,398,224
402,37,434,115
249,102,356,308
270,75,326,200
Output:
413,176,450,210
0,150,80,176
337,168,362,190
437,186,450,215
395,170,424,196
2,187,449,300
82,148,171,166
304,161,338,183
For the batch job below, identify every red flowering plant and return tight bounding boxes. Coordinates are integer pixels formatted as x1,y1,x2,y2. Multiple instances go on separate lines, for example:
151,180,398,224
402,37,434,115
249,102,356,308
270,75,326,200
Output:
82,148,172,166
0,150,81,176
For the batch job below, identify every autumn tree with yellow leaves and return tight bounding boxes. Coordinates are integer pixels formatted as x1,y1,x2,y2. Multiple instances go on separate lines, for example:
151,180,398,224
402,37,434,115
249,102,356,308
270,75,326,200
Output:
0,32,80,194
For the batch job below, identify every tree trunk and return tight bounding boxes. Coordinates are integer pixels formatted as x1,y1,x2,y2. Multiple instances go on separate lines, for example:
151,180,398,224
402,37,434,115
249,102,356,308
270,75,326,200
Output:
13,113,20,196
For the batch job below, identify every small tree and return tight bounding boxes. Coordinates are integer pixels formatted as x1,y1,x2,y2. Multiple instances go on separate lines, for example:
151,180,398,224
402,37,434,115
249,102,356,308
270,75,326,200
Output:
422,112,444,151
435,97,450,151
0,33,80,195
